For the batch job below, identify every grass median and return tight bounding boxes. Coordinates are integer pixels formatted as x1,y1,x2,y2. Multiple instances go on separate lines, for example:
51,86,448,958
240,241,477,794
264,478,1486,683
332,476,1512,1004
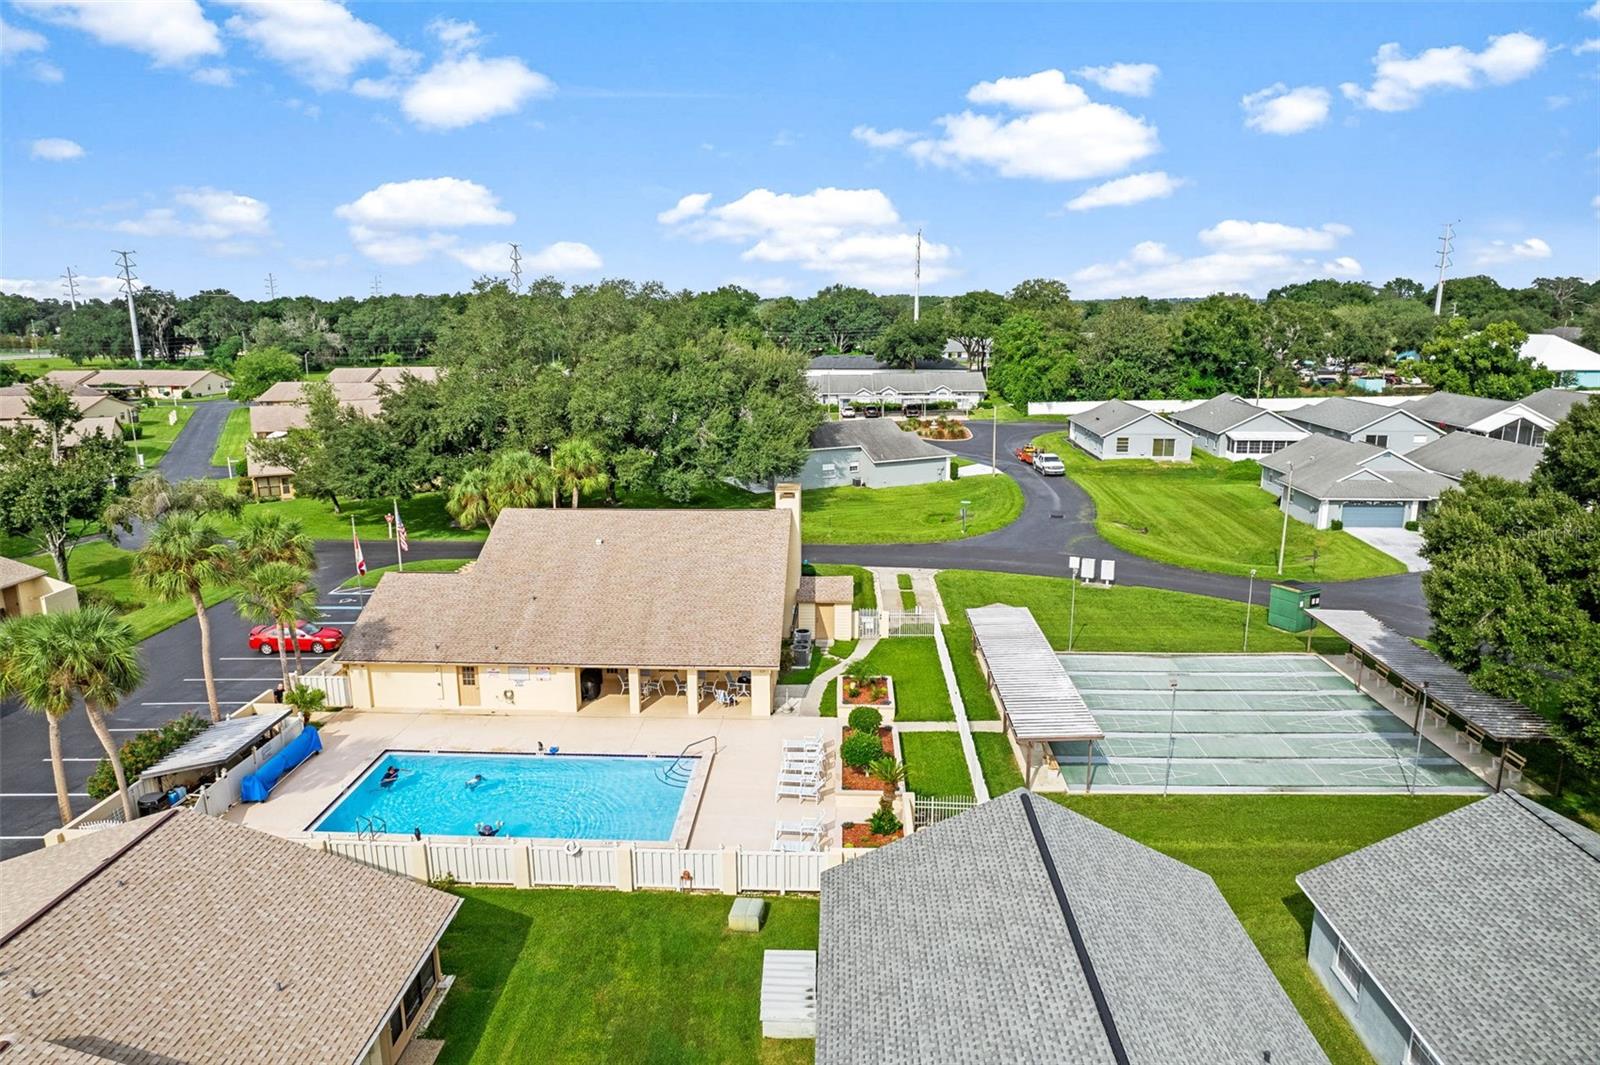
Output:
209,406,252,469
900,731,974,796
801,471,1022,544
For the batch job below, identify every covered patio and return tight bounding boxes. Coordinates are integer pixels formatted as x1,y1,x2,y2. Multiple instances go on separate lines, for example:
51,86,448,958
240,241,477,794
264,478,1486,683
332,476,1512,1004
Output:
967,605,1105,790
582,666,767,716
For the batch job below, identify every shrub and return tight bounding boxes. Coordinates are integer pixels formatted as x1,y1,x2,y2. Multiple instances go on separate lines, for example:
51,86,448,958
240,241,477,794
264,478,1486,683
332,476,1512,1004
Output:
841,730,884,770
235,475,256,497
1330,519,1344,531
86,713,210,800
868,805,902,836
1405,520,1420,531
79,587,138,614
848,706,883,734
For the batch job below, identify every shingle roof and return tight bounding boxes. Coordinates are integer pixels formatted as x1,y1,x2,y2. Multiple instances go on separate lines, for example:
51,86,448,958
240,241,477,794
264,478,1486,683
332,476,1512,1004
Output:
0,555,48,590
1297,793,1600,1065
1257,433,1383,476
0,811,459,1065
39,369,98,389
1519,386,1591,423
1402,391,1518,430
342,506,795,669
809,419,952,463
255,380,381,404
85,368,227,388
1286,396,1418,434
326,365,440,385
797,574,852,605
1407,432,1541,482
809,369,988,397
1257,436,1448,501
818,791,1328,1065
808,355,965,371
0,387,127,420
1071,398,1189,437
249,403,309,435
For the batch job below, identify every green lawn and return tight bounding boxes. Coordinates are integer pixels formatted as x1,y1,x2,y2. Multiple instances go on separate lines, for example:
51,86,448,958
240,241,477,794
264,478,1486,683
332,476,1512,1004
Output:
818,677,839,718
428,888,817,1065
972,732,1025,794
897,573,916,610
128,403,196,469
209,406,252,468
801,471,1023,544
336,556,473,590
801,562,875,610
900,731,974,797
852,637,953,722
1052,794,1477,1065
937,569,1346,654
216,492,488,542
971,398,1070,423
22,541,233,641
2,355,110,377
1033,432,1406,582
942,623,999,721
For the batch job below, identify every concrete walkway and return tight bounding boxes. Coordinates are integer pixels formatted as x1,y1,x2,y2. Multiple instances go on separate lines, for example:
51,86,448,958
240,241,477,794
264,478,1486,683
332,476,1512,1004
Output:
797,637,877,716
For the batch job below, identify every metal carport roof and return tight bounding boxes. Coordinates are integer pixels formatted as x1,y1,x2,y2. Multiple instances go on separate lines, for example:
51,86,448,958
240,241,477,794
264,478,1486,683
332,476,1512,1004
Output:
139,707,293,779
967,605,1103,741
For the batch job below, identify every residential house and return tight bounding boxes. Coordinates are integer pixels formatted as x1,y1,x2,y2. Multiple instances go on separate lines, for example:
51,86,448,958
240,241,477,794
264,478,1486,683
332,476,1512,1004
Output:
1399,389,1588,448
818,790,1329,1064
0,809,460,1065
1258,435,1450,528
1168,392,1308,459
1068,398,1194,461
799,419,951,488
1,383,137,425
1406,432,1541,484
1523,332,1600,388
244,394,384,499
1285,397,1442,455
255,379,383,405
1297,792,1600,1065
806,356,987,412
326,365,440,385
0,557,77,619
80,367,231,398
337,485,807,717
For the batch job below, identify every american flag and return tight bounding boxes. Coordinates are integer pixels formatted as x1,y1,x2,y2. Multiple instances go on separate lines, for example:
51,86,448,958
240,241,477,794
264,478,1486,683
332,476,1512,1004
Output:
395,512,409,553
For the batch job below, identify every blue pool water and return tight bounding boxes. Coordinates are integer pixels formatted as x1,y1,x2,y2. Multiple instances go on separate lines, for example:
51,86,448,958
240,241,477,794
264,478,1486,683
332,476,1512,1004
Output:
312,751,694,840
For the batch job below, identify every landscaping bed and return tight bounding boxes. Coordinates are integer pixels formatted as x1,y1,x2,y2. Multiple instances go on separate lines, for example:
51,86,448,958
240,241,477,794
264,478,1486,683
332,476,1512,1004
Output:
840,821,901,847
839,725,893,792
841,638,953,722
901,415,970,441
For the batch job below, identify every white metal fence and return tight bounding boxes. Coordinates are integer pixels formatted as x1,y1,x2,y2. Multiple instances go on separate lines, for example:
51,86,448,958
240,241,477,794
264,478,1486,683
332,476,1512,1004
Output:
880,611,936,637
913,794,980,829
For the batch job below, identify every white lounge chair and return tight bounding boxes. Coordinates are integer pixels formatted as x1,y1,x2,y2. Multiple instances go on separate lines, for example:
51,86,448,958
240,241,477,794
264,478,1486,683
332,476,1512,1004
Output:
782,754,823,776
775,770,823,802
783,734,824,755
771,835,818,853
775,816,823,839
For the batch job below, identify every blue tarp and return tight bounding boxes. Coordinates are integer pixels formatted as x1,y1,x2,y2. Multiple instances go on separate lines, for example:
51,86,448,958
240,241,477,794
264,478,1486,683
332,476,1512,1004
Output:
239,726,321,803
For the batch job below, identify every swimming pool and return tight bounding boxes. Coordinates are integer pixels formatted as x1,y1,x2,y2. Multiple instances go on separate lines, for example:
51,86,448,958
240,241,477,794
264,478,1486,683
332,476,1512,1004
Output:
311,751,704,843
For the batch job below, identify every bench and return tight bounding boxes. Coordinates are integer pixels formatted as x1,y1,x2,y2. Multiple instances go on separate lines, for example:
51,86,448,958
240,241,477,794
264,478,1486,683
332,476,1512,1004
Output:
1490,748,1527,784
760,950,817,1039
1460,724,1485,755
1425,703,1450,731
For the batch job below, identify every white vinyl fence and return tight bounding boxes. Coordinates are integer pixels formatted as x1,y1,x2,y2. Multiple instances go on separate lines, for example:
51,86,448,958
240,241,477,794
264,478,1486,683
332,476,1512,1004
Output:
1028,395,1413,417
189,716,304,817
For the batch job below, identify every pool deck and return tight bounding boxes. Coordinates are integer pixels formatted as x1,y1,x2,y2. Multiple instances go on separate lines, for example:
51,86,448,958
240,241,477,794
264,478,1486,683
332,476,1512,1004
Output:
225,706,847,851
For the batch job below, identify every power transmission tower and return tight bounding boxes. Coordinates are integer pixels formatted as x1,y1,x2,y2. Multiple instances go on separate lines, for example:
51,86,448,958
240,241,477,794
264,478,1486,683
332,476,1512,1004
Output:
265,273,278,300
912,228,922,323
114,250,143,366
371,274,383,298
1432,222,1455,317
60,266,81,310
509,242,523,293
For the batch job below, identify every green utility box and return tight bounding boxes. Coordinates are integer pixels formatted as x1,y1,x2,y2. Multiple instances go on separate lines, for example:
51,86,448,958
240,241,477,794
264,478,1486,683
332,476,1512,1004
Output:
1268,584,1321,633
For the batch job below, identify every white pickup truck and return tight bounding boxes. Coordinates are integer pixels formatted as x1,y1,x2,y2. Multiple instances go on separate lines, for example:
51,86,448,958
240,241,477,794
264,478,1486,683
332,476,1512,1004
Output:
1032,451,1065,476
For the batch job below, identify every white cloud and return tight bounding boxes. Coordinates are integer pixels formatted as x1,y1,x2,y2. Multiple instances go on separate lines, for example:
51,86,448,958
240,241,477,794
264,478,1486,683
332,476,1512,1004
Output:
1587,2,1600,20
1474,237,1552,264
1072,62,1160,97
221,0,414,90
191,66,235,86
1341,32,1548,112
107,187,270,252
400,53,553,129
426,17,482,54
335,178,513,229
15,0,221,66
30,137,83,161
29,58,61,81
1575,38,1600,56
1,15,48,57
657,192,712,225
1071,219,1358,298
861,68,1159,181
660,187,953,288
1,274,126,300
851,125,917,149
1065,171,1186,211
451,240,602,274
1241,83,1332,134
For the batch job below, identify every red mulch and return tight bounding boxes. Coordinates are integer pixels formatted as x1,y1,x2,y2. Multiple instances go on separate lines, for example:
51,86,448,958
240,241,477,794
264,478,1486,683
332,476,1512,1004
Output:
842,821,902,848
842,679,890,706
840,727,893,791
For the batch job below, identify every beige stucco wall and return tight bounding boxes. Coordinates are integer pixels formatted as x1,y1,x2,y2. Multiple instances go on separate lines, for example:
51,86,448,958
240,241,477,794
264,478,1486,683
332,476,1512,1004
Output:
1,575,77,618
830,602,855,642
354,662,583,714
775,483,802,636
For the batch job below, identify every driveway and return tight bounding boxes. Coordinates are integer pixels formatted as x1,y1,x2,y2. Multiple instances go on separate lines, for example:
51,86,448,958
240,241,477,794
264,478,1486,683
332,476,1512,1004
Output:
0,537,481,859
804,419,1433,638
1345,527,1429,573
115,399,240,550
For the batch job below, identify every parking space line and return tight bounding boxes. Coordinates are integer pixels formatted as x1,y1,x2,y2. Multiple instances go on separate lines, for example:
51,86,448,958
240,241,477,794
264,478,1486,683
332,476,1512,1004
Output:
2,792,89,798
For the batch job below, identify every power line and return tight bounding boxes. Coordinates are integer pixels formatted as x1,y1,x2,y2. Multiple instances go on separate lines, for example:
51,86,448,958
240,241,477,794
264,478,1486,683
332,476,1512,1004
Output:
913,227,922,323
265,273,279,300
509,242,523,293
1432,221,1456,317
371,274,383,298
60,266,81,310
113,250,143,366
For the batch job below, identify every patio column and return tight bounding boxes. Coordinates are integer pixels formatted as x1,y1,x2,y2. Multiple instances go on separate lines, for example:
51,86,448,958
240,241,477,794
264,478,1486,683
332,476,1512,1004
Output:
686,668,700,715
750,671,774,717
628,668,641,714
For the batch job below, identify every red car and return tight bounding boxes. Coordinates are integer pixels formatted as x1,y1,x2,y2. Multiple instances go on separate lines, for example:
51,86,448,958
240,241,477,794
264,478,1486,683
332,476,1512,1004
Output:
249,623,343,655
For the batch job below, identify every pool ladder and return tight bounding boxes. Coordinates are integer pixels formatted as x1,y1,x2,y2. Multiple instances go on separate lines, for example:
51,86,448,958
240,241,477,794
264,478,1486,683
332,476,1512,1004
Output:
656,736,717,787
355,814,388,840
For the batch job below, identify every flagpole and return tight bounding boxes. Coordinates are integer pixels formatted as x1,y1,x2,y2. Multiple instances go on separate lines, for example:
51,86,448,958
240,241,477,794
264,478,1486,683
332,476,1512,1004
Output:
393,498,403,572
351,514,359,585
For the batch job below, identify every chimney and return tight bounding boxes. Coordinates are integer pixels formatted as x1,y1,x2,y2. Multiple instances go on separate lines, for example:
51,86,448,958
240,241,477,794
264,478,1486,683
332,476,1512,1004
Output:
775,482,802,635
774,482,802,528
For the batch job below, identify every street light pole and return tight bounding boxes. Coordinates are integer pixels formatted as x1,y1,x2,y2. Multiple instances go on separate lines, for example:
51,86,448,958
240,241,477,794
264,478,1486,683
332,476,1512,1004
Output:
1068,557,1079,652
1162,678,1179,797
1277,461,1295,577
959,500,971,535
990,400,997,473
1244,567,1256,651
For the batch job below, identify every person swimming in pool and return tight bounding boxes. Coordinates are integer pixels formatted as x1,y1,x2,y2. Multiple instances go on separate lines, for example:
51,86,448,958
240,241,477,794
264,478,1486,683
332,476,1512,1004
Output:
475,820,503,837
466,773,484,789
380,766,400,787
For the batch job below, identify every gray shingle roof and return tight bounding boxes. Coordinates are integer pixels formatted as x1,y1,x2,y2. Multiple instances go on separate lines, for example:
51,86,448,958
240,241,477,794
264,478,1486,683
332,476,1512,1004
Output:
809,419,951,463
808,355,965,371
1071,399,1190,437
1519,386,1591,423
1296,793,1600,1065
1257,436,1448,500
1407,432,1541,482
1401,391,1517,430
818,791,1328,1065
1286,396,1417,434
1257,434,1383,477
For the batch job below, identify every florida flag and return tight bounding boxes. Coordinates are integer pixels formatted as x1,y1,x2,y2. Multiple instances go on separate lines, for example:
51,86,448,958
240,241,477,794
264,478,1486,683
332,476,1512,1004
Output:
353,527,367,575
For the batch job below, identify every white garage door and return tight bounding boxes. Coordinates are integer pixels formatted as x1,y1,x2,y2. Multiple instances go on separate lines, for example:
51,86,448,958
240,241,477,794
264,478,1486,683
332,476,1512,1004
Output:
1341,502,1405,528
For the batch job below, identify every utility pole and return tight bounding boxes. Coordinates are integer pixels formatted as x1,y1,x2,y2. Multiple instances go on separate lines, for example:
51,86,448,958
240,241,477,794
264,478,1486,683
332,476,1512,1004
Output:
1432,222,1455,317
114,250,143,366
265,273,278,300
60,266,81,310
1277,461,1294,576
371,274,382,298
912,228,922,322
509,242,523,293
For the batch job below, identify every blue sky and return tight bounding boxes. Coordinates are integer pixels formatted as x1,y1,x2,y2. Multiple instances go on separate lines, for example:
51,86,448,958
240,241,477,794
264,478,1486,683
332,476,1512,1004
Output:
2,1,1597,303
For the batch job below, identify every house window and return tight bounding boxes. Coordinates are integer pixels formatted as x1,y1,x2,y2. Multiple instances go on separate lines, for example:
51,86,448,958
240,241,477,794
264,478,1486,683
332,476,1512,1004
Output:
847,461,860,473
1405,1034,1441,1065
1152,438,1175,457
460,666,477,686
1363,434,1388,448
1115,437,1130,453
1333,940,1365,997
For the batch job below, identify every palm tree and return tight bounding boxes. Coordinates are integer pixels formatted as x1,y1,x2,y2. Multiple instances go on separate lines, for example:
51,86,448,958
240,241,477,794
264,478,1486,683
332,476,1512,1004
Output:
447,466,494,530
283,683,326,725
50,607,146,822
133,514,233,722
236,561,320,689
104,473,242,536
868,757,907,810
552,438,610,509
233,511,316,570
0,615,77,825
447,450,556,530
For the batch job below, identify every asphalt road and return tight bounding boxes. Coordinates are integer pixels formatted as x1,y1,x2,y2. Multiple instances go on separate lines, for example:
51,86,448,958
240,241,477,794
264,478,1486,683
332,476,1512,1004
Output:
803,420,1432,636
116,399,240,550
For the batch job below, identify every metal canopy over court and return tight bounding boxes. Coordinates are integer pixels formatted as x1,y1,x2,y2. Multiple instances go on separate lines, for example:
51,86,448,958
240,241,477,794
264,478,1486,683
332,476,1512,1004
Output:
139,707,293,780
967,606,1102,742
1307,609,1549,742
